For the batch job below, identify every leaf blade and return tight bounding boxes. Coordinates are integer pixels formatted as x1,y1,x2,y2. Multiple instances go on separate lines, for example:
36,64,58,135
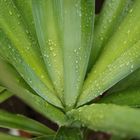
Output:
54,127,82,140
108,68,140,93
0,0,62,108
0,109,54,135
98,87,140,107
32,0,64,101
77,0,140,106
69,104,140,138
0,89,12,103
88,0,134,70
0,59,67,126
0,133,26,140
13,0,37,38
62,0,95,109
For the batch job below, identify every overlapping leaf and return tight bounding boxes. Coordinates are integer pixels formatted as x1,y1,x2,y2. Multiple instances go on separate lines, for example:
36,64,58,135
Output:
32,0,64,101
77,0,140,106
88,0,134,69
0,0,62,108
1,0,140,138
62,0,95,109
98,87,140,107
0,59,67,126
69,104,140,138
0,88,12,103
108,68,140,93
32,0,95,109
0,109,54,135
0,133,27,140
13,0,36,37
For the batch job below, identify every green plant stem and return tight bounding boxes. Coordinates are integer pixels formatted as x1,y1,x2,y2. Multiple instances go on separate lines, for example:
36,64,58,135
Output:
54,127,83,140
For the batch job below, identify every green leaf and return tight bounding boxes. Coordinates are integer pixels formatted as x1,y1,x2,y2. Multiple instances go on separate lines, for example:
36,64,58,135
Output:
0,86,13,103
0,59,67,126
88,0,134,70
32,0,64,101
0,109,55,135
0,132,27,140
13,0,36,38
54,127,83,140
62,0,95,109
78,39,140,106
0,86,5,92
77,0,140,106
108,68,140,93
0,0,62,108
69,104,140,138
0,89,13,103
33,135,55,140
94,14,99,26
98,87,140,107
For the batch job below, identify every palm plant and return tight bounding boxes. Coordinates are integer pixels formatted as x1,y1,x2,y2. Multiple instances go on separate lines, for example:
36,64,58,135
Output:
0,0,140,139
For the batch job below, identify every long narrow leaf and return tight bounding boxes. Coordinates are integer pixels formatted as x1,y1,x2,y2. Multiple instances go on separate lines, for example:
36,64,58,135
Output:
0,86,5,92
0,109,55,135
88,0,134,69
98,87,140,107
54,127,82,140
0,0,62,108
108,68,140,93
32,0,64,101
0,133,27,140
78,39,140,106
0,89,12,103
62,0,95,109
0,59,67,126
77,0,140,106
13,0,36,37
69,104,140,138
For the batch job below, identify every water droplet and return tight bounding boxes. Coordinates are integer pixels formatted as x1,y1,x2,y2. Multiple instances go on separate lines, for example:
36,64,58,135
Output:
127,30,130,34
53,53,56,57
28,78,32,84
41,75,45,79
129,9,133,13
79,12,82,17
17,14,21,18
25,29,29,34
9,11,12,15
131,65,134,69
130,65,134,72
50,47,53,51
108,19,112,23
100,37,103,41
103,25,106,29
74,49,77,53
123,40,127,44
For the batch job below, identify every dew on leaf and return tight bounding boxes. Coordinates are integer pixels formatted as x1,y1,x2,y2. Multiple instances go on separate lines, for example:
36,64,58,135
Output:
129,8,133,13
127,30,130,34
9,11,12,15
